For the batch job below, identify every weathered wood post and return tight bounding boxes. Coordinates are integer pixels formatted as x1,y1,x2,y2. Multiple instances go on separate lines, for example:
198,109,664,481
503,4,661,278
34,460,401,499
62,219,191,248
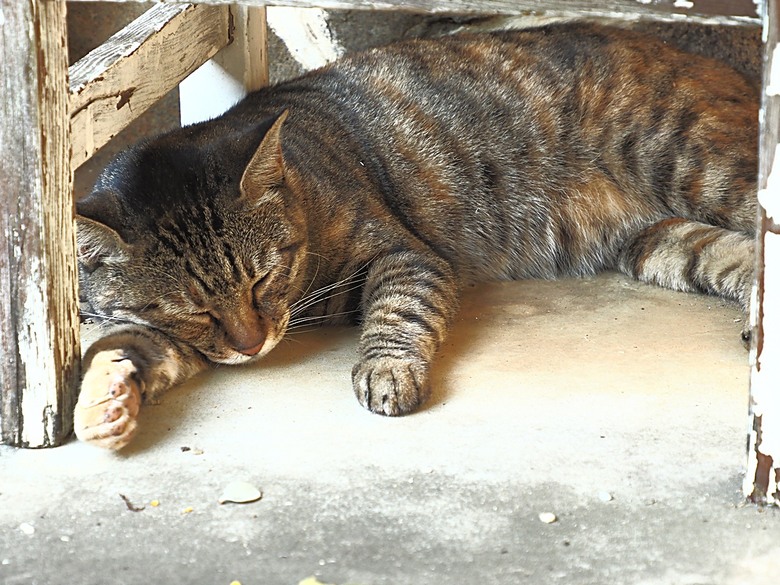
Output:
745,0,780,505
0,0,81,447
180,5,269,125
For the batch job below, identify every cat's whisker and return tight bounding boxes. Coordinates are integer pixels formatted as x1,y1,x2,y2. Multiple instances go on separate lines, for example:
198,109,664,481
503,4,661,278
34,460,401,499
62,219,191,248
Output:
290,261,371,315
287,308,359,329
281,326,321,338
290,276,363,312
291,257,365,307
296,253,324,303
79,311,134,326
304,250,329,261
289,282,366,318
289,279,367,319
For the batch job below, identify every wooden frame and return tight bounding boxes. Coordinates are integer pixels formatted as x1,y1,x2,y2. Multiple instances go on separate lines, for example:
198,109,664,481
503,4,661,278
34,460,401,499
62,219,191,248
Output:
745,0,780,506
1,0,776,507
0,0,79,447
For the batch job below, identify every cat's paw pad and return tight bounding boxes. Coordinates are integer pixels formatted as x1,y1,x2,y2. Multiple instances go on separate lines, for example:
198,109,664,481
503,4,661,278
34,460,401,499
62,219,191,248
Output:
74,350,142,450
352,357,430,416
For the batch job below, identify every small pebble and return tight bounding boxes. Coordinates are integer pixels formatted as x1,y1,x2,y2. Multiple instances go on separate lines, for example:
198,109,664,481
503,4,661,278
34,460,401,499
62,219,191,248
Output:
598,491,614,502
219,481,263,504
538,512,557,524
182,507,194,514
150,500,160,507
19,523,34,536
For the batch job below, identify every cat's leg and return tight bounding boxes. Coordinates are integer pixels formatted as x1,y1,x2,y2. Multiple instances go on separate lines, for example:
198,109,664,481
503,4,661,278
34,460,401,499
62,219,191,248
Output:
618,218,755,312
74,326,207,450
353,249,459,416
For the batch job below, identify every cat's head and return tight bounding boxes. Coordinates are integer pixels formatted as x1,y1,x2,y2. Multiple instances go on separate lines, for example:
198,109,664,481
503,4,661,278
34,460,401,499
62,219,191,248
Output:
77,111,309,364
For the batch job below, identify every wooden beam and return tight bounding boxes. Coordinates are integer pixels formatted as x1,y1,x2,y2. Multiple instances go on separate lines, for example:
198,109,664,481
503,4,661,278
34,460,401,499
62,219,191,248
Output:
0,0,80,447
69,3,232,169
228,4,270,91
180,5,269,125
745,0,780,507
63,0,762,26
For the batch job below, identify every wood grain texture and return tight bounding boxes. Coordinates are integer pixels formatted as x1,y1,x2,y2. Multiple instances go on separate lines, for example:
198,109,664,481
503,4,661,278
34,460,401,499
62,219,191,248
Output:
0,0,80,447
69,3,231,168
225,4,269,91
63,0,763,24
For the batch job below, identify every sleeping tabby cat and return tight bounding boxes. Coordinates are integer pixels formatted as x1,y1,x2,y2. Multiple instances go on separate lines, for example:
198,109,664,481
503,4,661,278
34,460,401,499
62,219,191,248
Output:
74,22,758,449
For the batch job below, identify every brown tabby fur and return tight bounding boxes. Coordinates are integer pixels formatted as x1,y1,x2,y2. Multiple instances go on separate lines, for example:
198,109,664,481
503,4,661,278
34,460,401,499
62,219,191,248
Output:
75,23,758,449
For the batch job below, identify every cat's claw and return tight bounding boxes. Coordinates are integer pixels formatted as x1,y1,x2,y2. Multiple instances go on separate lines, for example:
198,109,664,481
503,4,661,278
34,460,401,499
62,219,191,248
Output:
74,350,142,450
741,322,753,350
352,357,430,416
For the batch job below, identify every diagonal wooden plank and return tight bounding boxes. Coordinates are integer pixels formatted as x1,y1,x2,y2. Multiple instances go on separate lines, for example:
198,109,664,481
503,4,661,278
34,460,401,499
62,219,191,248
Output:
69,3,232,168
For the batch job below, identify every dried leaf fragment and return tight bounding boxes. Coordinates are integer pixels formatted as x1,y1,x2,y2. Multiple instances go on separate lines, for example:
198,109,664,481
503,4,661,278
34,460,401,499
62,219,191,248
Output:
119,493,145,512
218,481,263,504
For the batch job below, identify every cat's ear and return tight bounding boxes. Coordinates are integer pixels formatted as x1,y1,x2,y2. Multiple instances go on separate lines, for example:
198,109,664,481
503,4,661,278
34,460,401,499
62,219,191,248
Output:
76,216,129,269
240,110,289,201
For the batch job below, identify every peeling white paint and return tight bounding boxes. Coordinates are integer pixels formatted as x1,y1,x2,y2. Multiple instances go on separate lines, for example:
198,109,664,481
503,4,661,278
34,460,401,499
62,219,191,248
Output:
267,7,343,72
746,232,780,504
673,0,694,9
757,144,780,222
0,6,5,27
19,255,57,447
755,0,765,19
766,44,780,96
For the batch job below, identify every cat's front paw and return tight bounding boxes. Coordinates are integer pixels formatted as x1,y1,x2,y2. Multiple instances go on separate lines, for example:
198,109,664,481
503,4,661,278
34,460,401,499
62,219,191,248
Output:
352,357,430,416
74,350,142,450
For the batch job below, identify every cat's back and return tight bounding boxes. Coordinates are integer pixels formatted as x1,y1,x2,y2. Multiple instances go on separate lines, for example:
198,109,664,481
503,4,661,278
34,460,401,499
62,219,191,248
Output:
248,22,754,124
222,23,758,280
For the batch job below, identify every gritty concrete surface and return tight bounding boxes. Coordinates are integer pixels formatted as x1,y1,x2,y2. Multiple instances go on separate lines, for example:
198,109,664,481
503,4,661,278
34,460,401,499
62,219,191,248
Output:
2,274,779,585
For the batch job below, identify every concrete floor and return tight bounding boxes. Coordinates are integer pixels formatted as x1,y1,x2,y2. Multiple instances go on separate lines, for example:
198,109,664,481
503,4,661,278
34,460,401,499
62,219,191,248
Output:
1,273,778,585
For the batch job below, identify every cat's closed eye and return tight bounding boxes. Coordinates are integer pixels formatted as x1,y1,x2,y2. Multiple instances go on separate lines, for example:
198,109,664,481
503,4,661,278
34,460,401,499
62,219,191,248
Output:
190,309,218,325
252,273,271,298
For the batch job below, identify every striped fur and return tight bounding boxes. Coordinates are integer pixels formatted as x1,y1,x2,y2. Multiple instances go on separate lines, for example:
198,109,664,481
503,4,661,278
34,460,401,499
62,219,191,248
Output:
75,23,757,448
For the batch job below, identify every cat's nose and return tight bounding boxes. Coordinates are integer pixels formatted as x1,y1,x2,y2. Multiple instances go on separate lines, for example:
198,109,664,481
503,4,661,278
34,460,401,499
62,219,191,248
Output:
223,312,267,357
238,341,265,356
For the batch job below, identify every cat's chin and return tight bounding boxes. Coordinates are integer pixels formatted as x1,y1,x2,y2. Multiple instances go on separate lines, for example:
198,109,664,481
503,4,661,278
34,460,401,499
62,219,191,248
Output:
208,350,268,366
210,338,284,366
212,354,259,366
